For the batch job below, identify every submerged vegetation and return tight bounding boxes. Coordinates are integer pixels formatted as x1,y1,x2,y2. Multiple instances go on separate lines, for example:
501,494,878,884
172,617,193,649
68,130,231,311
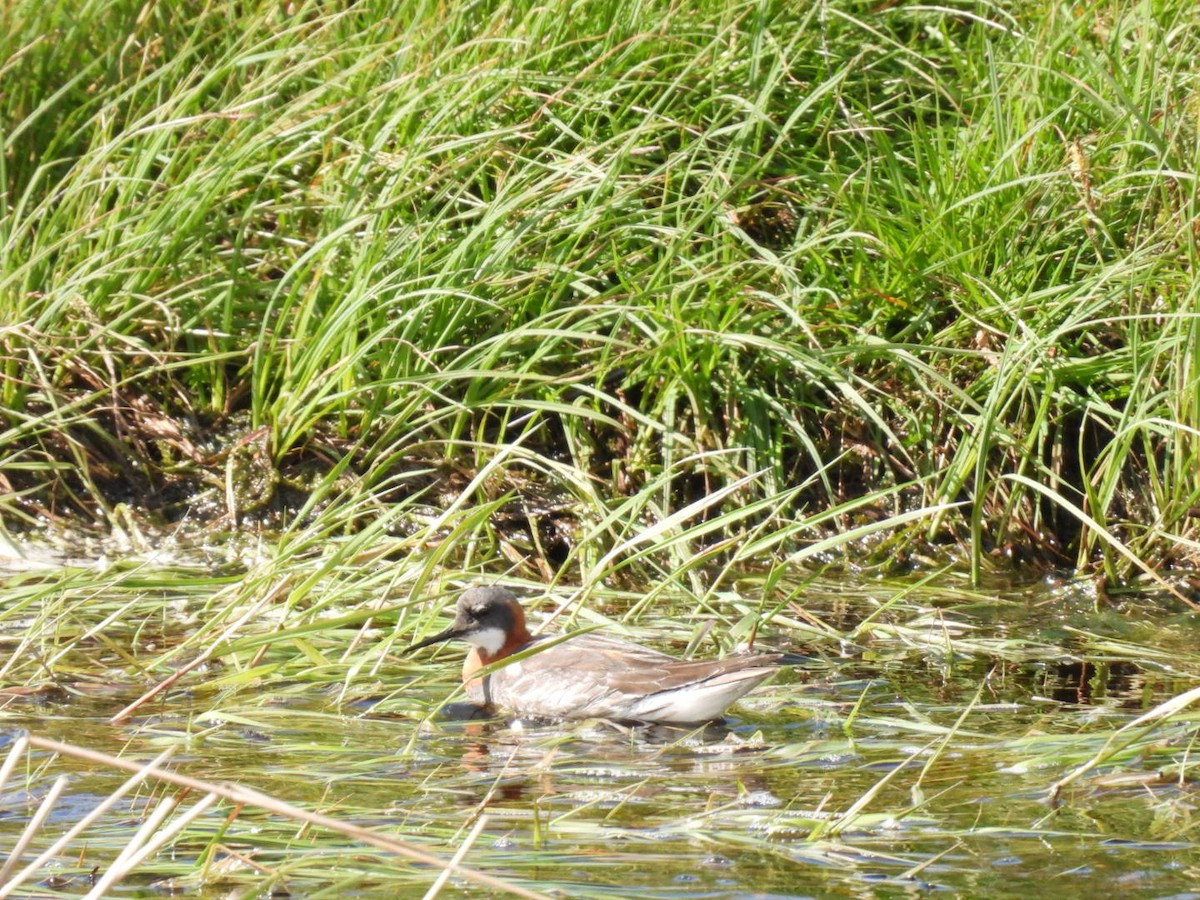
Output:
3,0,1200,896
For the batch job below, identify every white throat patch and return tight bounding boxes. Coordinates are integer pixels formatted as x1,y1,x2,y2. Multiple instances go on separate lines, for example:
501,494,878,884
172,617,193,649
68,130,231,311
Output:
466,627,506,655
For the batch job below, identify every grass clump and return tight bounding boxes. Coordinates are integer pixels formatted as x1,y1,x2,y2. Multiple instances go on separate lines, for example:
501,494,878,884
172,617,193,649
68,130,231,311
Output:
2,2,1200,581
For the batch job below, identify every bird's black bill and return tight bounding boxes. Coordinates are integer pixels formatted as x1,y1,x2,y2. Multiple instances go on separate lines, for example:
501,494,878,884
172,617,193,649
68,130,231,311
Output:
406,625,463,654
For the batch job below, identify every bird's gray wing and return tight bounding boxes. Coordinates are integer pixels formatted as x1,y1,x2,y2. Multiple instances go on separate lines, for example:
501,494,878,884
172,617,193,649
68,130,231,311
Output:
479,632,777,719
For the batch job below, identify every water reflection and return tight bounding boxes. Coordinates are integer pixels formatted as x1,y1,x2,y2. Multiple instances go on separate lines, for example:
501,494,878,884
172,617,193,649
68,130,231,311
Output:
422,703,779,811
1041,660,1145,707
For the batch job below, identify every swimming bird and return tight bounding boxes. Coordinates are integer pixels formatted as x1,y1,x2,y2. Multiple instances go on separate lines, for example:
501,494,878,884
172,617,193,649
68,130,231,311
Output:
407,586,780,724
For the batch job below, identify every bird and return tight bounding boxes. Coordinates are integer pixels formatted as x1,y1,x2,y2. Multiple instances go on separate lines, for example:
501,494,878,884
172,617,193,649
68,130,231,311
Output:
406,586,780,724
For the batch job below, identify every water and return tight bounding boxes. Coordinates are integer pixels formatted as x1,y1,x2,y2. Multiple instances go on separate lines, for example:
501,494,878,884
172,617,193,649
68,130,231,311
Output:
3,568,1200,897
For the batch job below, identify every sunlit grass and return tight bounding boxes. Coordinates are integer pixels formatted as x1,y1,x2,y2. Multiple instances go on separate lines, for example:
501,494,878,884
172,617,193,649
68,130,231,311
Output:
4,0,1200,894
0,0,1198,580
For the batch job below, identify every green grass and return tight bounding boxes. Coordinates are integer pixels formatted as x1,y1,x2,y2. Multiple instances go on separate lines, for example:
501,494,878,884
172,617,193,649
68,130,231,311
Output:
4,3,1200,892
1,0,1198,582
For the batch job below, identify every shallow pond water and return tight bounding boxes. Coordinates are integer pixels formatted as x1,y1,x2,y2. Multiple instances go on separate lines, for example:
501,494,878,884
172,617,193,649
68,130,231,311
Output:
3,567,1200,897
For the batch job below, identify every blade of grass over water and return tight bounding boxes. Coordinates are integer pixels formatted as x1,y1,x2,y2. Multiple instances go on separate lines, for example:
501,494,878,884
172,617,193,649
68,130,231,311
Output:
3,736,550,899
1047,683,1200,803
